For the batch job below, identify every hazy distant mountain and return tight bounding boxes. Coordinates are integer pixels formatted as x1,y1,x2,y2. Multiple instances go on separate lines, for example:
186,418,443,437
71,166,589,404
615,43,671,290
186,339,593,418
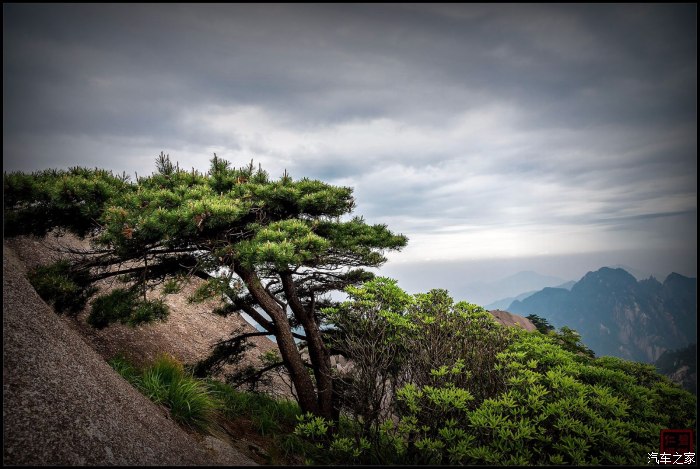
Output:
462,271,568,307
556,280,576,290
508,267,697,363
485,280,575,311
485,291,538,311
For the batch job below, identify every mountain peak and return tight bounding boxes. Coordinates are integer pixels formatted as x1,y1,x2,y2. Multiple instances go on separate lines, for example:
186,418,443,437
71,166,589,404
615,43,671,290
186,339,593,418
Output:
664,272,695,284
574,267,637,292
510,264,696,363
606,264,650,280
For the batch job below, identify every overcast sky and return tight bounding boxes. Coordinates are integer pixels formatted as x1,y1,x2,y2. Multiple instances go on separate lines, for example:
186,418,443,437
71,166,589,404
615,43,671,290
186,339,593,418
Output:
3,4,697,296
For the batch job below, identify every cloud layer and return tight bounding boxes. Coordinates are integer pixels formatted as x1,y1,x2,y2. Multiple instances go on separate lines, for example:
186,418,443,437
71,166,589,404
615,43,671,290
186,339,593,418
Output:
3,4,696,278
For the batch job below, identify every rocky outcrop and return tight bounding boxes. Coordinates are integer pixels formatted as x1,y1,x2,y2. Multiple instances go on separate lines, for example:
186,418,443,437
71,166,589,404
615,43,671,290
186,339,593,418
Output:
4,234,292,399
3,244,257,466
488,309,537,332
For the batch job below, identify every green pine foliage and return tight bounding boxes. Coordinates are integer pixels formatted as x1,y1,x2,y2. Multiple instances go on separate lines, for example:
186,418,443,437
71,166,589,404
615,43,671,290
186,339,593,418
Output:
4,153,408,422
526,313,555,333
162,278,183,295
4,167,131,238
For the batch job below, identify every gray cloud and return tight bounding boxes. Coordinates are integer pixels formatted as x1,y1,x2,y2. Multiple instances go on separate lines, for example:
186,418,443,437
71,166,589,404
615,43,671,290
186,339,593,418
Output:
3,3,696,279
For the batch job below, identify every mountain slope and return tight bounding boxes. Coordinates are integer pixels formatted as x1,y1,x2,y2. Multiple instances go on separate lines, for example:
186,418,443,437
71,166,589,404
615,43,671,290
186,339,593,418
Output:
655,343,697,395
509,267,697,363
485,280,576,311
3,244,256,466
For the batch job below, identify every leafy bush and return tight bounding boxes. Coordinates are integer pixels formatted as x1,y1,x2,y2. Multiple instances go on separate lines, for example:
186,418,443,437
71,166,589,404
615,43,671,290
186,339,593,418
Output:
88,288,169,329
301,278,697,465
28,260,97,314
325,278,514,435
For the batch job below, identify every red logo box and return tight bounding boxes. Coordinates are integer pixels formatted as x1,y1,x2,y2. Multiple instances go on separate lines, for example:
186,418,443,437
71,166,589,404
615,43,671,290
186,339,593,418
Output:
660,429,694,457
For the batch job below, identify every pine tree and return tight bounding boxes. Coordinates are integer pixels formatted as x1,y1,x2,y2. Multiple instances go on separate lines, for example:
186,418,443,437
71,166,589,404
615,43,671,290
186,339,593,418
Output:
4,153,407,422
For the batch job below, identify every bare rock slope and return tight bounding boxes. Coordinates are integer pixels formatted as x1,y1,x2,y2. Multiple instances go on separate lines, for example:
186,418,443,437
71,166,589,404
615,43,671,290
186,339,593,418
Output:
488,309,537,332
4,234,292,398
3,244,256,466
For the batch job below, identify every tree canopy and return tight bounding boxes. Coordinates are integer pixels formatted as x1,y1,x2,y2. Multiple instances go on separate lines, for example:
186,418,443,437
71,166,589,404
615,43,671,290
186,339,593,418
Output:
4,153,407,420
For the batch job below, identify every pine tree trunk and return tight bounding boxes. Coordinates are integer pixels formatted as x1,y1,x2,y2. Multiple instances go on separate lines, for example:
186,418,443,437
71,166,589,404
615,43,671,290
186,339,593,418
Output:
281,272,335,422
234,265,321,417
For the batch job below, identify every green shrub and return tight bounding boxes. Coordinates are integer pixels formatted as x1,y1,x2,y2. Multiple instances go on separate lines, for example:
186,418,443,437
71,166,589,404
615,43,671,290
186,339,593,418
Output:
162,278,182,295
325,279,513,435
28,260,97,314
129,298,169,326
88,288,136,328
207,380,301,435
187,277,226,303
301,279,697,465
88,288,169,329
207,379,252,418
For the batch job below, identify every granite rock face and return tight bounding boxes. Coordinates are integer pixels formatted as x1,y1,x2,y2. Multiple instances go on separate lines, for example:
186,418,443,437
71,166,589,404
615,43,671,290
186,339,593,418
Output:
3,245,256,466
488,309,537,332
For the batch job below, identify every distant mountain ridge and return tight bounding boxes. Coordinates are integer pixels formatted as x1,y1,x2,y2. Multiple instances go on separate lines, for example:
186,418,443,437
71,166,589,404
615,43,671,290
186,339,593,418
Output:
461,270,568,306
484,280,575,311
508,267,697,363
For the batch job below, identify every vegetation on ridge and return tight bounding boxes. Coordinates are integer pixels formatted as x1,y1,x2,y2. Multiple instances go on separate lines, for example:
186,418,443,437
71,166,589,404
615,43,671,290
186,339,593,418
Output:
295,279,696,465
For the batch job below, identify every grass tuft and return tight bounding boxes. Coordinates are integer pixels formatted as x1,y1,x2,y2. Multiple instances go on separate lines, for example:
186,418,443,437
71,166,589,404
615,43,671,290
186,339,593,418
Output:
109,353,221,432
108,354,306,463
138,354,220,431
108,353,141,386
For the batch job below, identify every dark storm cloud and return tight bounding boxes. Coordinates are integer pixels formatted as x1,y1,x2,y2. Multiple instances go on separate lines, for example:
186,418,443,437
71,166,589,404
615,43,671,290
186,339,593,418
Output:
7,4,692,135
3,3,696,276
